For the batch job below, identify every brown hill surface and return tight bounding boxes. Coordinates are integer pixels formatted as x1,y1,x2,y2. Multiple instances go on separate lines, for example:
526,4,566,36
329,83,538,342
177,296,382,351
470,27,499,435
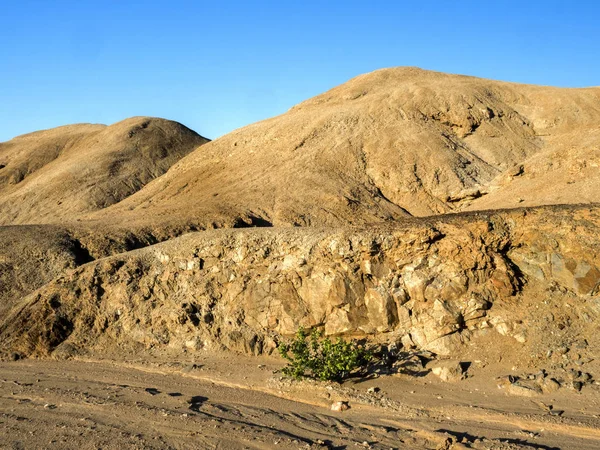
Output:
0,117,209,225
0,226,89,317
90,67,600,231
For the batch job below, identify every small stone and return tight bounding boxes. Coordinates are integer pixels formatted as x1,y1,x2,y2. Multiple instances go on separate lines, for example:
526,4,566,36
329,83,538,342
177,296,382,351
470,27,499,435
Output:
540,378,561,393
580,373,592,383
556,346,569,355
430,360,466,382
513,333,527,343
501,381,542,397
330,401,350,412
400,334,416,349
572,381,583,392
536,402,553,411
181,364,201,373
366,387,380,394
144,388,161,395
44,404,57,409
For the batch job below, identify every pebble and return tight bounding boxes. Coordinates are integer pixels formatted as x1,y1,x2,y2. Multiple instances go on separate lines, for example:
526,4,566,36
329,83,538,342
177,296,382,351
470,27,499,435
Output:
580,373,592,382
330,401,350,412
541,378,561,393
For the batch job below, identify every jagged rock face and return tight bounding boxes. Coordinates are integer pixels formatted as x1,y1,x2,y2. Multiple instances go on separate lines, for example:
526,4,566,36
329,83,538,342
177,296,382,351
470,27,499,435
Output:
0,117,208,225
2,206,598,361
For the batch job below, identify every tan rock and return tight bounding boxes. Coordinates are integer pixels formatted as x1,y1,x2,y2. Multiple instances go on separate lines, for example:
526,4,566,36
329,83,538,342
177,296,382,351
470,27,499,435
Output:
430,360,466,382
364,288,398,332
330,401,350,412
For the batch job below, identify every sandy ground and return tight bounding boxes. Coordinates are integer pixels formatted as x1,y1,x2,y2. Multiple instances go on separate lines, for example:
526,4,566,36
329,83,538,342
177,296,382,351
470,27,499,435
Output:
1,354,600,450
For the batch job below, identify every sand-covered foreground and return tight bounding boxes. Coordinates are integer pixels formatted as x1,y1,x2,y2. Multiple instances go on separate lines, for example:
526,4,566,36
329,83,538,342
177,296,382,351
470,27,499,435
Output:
1,355,599,449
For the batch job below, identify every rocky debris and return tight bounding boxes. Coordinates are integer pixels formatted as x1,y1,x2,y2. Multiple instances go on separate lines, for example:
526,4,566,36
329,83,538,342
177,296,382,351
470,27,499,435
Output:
497,365,596,396
496,376,543,397
539,378,561,393
330,401,350,412
430,360,467,382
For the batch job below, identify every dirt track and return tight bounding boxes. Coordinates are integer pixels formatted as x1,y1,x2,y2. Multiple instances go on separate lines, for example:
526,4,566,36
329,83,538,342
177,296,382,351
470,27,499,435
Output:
1,356,599,449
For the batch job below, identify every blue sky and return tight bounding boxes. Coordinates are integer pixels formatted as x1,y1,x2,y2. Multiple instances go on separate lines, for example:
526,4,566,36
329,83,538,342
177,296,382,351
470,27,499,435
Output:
1,1,598,142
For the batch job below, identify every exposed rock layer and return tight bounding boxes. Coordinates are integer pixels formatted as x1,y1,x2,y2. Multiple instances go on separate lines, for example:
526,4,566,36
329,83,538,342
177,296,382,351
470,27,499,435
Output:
2,206,598,366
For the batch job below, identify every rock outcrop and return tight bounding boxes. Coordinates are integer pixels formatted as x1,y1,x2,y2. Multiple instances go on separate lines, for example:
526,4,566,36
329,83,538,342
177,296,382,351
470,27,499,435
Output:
1,206,598,366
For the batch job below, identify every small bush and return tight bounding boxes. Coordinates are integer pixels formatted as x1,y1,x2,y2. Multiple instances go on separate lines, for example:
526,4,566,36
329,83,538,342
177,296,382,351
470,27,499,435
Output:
278,328,373,382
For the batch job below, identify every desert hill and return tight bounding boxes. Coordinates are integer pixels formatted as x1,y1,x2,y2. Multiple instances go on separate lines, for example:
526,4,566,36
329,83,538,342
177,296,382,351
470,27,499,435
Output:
0,117,209,225
1,68,598,232
1,70,600,447
86,67,600,232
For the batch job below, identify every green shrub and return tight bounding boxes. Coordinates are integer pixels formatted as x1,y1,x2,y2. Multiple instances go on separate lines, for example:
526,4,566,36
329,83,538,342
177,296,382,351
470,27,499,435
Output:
278,327,373,382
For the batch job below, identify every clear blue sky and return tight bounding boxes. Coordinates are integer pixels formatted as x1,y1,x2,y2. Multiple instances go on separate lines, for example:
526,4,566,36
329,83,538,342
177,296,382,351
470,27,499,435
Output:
1,1,598,142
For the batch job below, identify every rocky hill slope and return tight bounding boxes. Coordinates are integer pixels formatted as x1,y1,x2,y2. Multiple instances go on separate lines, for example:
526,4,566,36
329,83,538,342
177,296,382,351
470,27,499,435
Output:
89,68,600,232
0,117,208,225
2,206,599,376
